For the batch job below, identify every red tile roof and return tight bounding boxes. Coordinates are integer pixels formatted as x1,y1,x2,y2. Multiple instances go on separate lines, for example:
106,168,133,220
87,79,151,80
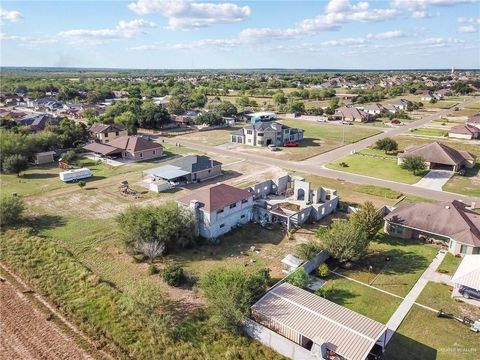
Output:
177,184,252,212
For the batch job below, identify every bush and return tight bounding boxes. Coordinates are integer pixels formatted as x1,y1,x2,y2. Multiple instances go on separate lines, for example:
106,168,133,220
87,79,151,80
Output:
315,286,334,300
161,264,184,286
316,263,329,278
78,180,86,189
287,268,310,289
296,241,322,261
0,195,25,227
339,162,349,168
61,150,77,165
2,154,28,176
147,264,158,275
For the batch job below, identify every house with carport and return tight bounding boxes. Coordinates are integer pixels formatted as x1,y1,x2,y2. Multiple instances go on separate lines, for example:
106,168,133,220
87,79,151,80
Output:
384,200,480,256
83,135,163,161
89,123,128,144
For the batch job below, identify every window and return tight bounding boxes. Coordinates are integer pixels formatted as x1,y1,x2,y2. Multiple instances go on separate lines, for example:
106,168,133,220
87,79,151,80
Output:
115,131,119,136
139,152,143,158
258,133,264,137
230,203,237,209
219,224,225,228
247,130,253,135
217,209,224,214
153,150,156,155
388,223,403,235
473,247,480,254
241,199,248,204
248,139,252,143
258,141,264,145
105,133,109,138
241,214,245,219
460,245,468,254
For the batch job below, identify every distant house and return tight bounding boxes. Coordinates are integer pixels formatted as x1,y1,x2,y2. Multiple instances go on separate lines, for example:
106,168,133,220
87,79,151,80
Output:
143,155,222,185
230,121,304,146
448,124,480,140
177,183,254,239
89,123,128,144
384,201,480,256
14,114,59,132
84,135,163,161
421,90,443,101
362,103,386,115
390,99,410,111
397,142,476,172
467,114,480,129
382,104,398,114
246,112,277,124
335,106,370,122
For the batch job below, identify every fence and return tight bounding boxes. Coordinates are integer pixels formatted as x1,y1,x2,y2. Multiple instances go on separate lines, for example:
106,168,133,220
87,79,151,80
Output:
244,319,320,360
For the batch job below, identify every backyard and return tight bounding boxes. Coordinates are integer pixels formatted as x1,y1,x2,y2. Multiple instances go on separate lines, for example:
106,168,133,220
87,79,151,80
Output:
175,125,244,146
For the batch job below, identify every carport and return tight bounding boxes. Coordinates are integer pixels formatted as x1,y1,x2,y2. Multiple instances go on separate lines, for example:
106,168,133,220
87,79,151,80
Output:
143,165,191,184
251,283,387,360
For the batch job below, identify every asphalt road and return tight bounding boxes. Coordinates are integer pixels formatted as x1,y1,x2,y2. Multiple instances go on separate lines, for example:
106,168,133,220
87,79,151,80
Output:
156,97,479,204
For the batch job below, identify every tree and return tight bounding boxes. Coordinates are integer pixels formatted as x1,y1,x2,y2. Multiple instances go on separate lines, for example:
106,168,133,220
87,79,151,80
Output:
287,268,310,289
195,112,223,126
0,194,24,227
288,100,305,114
61,150,77,165
400,155,427,175
296,240,323,261
374,138,398,154
2,154,28,176
78,180,86,190
212,101,237,117
139,102,171,129
320,219,370,264
272,92,287,105
350,201,383,239
161,263,184,286
199,267,270,331
138,240,166,262
115,111,137,134
116,203,197,254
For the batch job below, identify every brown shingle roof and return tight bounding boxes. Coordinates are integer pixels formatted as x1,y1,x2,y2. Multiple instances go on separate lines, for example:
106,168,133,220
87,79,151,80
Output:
177,184,252,212
107,136,163,152
449,124,480,136
398,142,475,166
384,200,480,247
467,114,480,124
89,123,126,134
83,142,123,156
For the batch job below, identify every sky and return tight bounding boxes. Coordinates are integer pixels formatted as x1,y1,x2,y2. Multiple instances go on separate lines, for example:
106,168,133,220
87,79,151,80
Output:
1,0,480,69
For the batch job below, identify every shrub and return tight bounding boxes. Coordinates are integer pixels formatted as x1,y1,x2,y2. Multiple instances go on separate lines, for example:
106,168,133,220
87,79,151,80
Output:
339,162,349,167
0,195,25,227
161,264,184,286
287,268,310,289
147,264,158,275
316,263,329,278
77,180,86,189
296,241,322,261
2,154,28,176
61,150,77,165
315,286,334,300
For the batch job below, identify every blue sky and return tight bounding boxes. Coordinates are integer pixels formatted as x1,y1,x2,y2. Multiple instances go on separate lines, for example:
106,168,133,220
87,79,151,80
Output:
1,0,479,69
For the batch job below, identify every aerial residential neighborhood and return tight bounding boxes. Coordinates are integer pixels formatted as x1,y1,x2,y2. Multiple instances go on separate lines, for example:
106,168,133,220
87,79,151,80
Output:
1,1,480,360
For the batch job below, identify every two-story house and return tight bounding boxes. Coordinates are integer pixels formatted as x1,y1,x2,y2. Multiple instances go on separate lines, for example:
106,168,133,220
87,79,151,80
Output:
177,184,254,239
230,121,304,147
90,123,128,144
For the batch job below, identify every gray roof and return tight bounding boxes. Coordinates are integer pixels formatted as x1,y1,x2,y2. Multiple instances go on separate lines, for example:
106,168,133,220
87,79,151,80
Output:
252,283,386,360
244,121,290,132
170,155,221,173
144,165,190,180
398,142,475,165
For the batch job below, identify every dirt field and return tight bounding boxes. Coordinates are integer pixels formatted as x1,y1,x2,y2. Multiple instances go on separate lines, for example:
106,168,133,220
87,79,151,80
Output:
0,279,91,360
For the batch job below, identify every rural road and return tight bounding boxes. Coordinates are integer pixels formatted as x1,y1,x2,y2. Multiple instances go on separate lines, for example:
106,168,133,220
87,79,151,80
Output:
153,97,479,204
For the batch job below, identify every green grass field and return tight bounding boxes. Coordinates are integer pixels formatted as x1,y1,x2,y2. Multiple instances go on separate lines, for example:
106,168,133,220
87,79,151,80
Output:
332,234,439,297
436,253,462,276
410,128,448,137
443,165,480,197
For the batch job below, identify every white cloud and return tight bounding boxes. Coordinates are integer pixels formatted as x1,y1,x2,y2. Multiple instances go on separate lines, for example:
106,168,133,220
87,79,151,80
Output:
392,0,477,10
1,32,58,46
128,44,161,51
459,25,478,32
169,38,241,50
368,30,406,39
458,16,480,24
321,37,368,46
411,10,431,18
59,19,155,43
0,8,23,22
128,0,250,30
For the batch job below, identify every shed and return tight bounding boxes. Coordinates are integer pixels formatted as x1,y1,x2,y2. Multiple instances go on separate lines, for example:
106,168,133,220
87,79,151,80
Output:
281,254,303,272
452,254,480,291
34,151,55,165
251,283,387,360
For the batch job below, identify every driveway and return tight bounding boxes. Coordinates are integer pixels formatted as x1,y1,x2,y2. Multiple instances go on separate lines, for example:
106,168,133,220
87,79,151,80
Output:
413,170,454,191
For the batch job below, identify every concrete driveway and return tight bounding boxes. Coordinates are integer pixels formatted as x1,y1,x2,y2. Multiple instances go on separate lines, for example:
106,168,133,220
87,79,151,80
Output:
414,170,454,191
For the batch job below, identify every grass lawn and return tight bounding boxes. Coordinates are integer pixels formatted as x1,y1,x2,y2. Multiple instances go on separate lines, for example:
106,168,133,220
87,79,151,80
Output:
416,282,480,320
331,234,439,297
326,151,428,184
410,128,448,137
355,184,403,199
385,305,480,360
322,274,402,324
175,126,243,146
443,164,480,197
436,253,463,275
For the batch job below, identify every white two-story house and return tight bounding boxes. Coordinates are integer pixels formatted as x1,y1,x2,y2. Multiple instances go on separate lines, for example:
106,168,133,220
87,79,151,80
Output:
177,184,254,239
230,121,304,147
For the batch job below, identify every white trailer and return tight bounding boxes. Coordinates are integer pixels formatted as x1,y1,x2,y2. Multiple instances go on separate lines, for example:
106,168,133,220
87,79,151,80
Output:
59,168,92,182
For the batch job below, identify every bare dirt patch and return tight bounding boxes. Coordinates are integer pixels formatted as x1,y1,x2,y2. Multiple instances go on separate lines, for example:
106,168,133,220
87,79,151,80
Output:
0,280,92,360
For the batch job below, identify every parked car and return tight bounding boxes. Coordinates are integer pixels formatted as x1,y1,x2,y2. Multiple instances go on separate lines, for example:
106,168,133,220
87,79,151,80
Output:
284,141,299,147
341,121,353,125
268,144,279,151
459,286,480,300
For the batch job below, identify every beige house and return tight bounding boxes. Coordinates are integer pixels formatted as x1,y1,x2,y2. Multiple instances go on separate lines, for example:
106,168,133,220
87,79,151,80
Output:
397,142,476,172
335,106,370,122
84,135,163,161
230,121,303,147
90,123,128,144
384,201,480,256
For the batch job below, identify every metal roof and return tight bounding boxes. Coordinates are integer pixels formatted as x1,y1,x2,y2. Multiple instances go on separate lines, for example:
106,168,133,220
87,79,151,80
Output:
281,254,303,269
452,255,480,291
144,165,190,180
252,283,386,360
